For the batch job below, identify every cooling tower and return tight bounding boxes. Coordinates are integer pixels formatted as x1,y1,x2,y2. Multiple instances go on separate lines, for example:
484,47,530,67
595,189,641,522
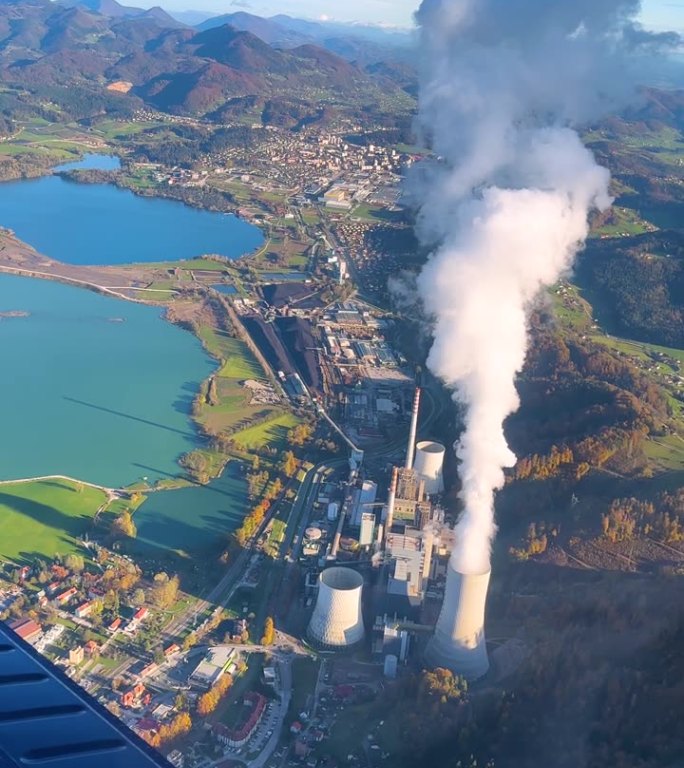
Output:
413,440,445,495
425,562,490,680
307,567,365,649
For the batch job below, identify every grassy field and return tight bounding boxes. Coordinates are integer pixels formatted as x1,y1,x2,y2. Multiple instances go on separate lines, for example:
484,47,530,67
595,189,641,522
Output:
0,479,106,564
286,657,320,726
234,412,300,450
591,206,656,238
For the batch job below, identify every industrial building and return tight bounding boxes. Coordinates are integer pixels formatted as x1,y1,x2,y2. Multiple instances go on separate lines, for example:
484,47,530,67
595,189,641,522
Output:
359,512,375,547
307,567,365,649
386,528,434,609
351,480,378,526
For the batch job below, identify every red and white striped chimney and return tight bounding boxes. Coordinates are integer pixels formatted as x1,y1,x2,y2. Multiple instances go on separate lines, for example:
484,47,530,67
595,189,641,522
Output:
405,387,421,470
384,466,399,547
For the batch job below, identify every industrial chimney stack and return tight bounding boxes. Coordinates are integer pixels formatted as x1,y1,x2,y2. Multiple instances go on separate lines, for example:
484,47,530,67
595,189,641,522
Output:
383,467,398,547
405,387,421,470
425,561,490,681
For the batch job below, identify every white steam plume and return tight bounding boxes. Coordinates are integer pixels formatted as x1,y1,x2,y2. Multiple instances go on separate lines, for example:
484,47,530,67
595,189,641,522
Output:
414,0,678,575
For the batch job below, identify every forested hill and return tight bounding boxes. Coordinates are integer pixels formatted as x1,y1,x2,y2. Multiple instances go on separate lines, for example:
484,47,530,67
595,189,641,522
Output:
0,0,414,121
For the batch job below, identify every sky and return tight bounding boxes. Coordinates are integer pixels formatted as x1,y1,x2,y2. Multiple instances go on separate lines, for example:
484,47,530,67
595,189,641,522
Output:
141,0,684,31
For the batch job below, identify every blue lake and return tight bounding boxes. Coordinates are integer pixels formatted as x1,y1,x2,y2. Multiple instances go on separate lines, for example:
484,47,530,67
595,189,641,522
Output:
0,274,215,487
0,157,263,265
54,153,122,172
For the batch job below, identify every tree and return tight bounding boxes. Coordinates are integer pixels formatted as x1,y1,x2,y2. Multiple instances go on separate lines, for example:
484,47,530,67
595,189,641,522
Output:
207,376,220,406
64,553,85,573
132,588,146,606
196,674,233,716
281,450,298,478
261,616,275,646
182,632,198,651
151,573,179,609
111,511,136,539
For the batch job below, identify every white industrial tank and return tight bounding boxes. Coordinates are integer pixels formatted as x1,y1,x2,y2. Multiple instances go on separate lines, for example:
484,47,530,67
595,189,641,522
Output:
307,567,365,649
413,441,445,495
425,562,490,680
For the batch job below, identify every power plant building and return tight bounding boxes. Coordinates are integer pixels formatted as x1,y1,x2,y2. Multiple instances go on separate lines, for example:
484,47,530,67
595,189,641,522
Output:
351,480,378,526
359,512,375,547
425,563,490,681
308,567,365,649
386,528,434,609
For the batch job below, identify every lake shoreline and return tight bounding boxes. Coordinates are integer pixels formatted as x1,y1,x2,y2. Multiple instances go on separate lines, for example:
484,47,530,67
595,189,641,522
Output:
0,270,220,493
0,154,262,495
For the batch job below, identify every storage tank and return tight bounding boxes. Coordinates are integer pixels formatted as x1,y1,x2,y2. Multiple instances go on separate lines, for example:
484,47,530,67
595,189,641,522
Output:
307,567,365,649
327,502,339,522
424,562,489,680
413,441,445,495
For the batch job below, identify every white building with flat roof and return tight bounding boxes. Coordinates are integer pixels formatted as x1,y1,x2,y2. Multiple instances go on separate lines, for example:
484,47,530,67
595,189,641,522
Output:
189,647,237,690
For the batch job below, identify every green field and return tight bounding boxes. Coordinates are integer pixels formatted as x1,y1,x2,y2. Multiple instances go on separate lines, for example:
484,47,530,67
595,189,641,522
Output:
286,657,319,726
234,412,300,449
0,479,106,564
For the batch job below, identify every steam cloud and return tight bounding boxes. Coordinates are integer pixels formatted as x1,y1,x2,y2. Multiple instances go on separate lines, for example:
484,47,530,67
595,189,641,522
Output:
414,0,678,574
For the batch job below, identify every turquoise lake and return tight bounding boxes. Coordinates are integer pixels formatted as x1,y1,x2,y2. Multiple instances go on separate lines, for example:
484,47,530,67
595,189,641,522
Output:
133,463,248,556
0,157,262,265
0,274,215,488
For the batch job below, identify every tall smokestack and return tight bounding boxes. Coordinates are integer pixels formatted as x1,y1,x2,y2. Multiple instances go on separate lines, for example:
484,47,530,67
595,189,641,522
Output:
425,562,489,681
384,467,398,547
405,388,421,470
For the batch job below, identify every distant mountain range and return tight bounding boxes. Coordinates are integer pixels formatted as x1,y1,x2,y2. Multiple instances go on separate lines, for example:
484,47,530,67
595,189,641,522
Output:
195,11,415,64
56,0,183,27
0,0,416,121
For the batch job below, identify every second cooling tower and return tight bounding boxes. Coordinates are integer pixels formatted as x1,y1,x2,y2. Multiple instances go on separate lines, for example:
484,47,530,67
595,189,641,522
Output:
425,562,490,680
413,440,445,495
308,567,365,649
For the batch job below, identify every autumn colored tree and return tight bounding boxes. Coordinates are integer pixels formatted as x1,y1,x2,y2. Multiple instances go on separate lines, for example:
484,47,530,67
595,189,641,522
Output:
261,616,275,646
111,511,137,539
196,673,233,716
281,450,298,478
150,573,179,609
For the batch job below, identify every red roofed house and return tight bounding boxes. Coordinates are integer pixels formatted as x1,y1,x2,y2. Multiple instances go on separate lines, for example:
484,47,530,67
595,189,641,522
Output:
84,640,100,658
108,617,122,633
55,587,77,606
214,692,267,748
9,618,42,645
164,643,180,659
121,681,150,709
74,601,93,619
133,607,148,622
290,720,303,735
